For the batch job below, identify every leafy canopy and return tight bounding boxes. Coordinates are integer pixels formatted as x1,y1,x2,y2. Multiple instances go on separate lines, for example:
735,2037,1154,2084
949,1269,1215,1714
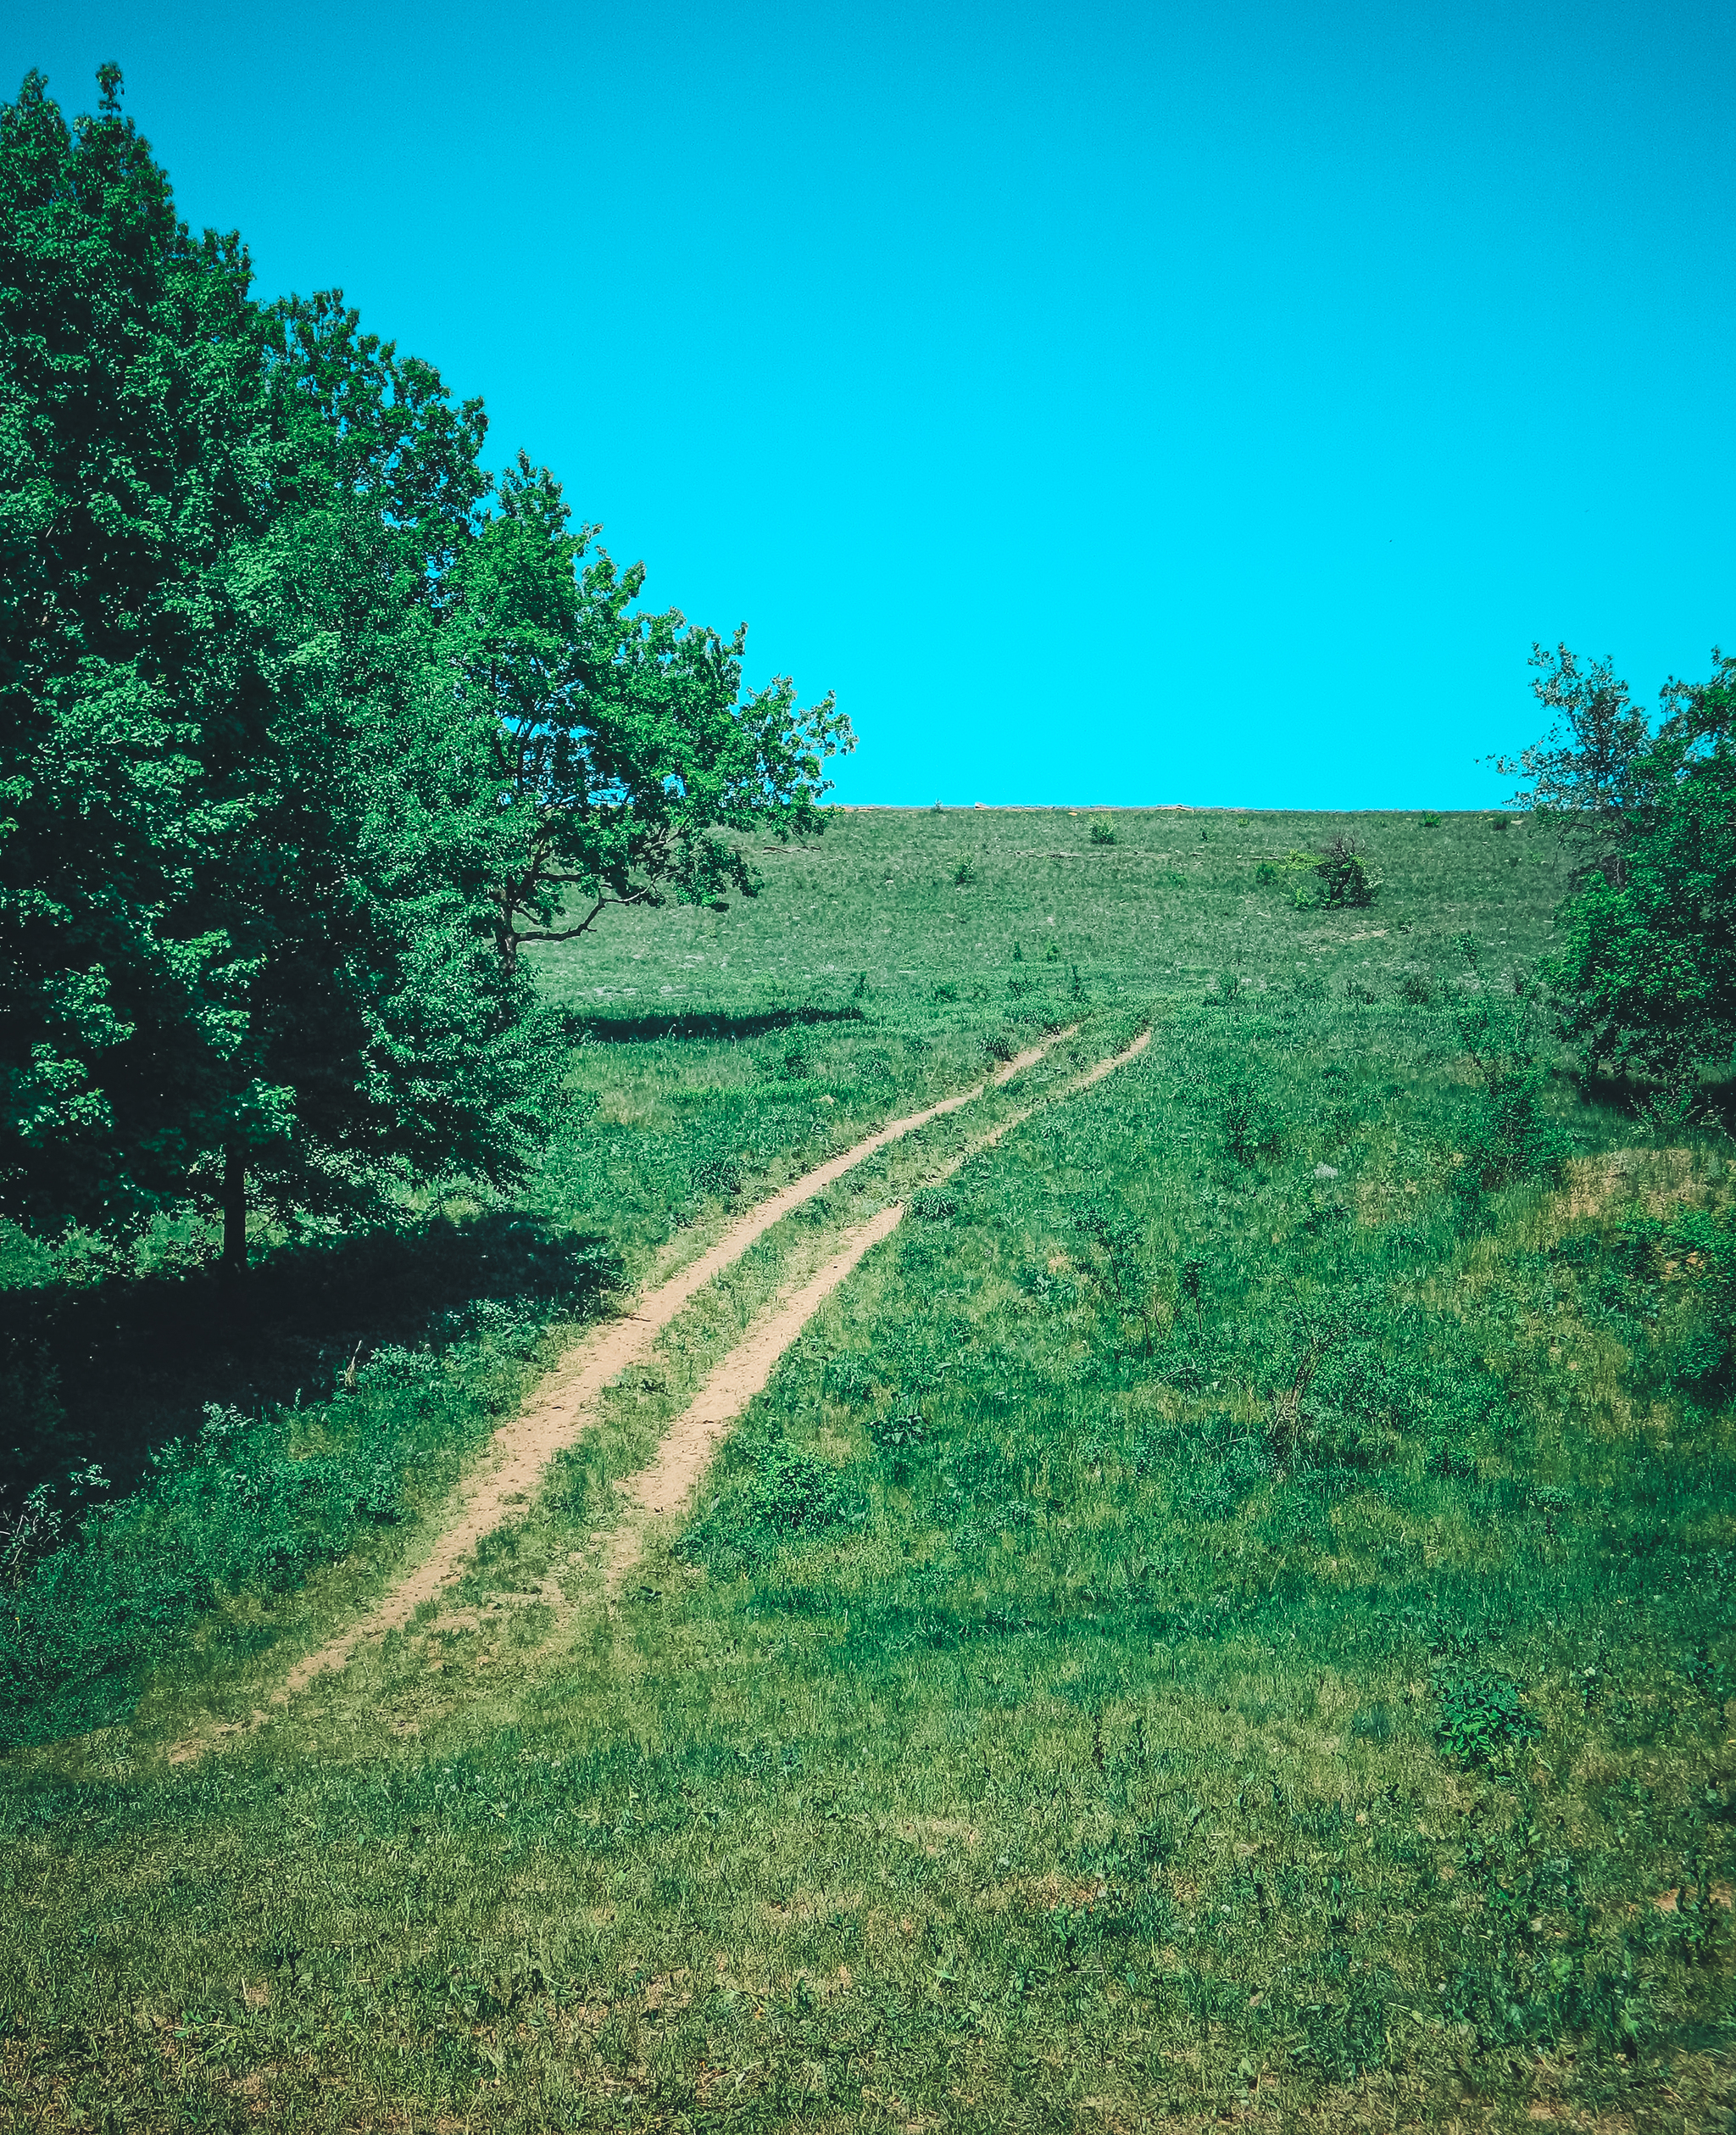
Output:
1,68,847,1256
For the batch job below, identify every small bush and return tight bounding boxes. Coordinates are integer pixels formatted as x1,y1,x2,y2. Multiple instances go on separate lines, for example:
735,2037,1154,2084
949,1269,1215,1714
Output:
869,1408,927,1451
1398,970,1433,1005
1419,811,1442,828
932,981,960,1001
952,861,977,887
1219,1078,1282,1164
1089,818,1116,845
745,1445,849,1533
1434,1668,1541,1766
1315,836,1376,908
983,1030,1020,1063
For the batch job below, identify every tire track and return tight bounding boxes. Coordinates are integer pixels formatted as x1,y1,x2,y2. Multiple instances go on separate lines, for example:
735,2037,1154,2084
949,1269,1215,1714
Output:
602,1026,1152,1592
244,1028,1077,1711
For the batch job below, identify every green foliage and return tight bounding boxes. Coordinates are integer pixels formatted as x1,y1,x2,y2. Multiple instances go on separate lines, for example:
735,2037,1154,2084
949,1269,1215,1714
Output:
1089,817,1117,845
0,70,287,1235
1454,995,1569,1190
1314,835,1376,907
743,1442,849,1534
1548,662,1736,1082
0,70,846,1261
1218,1073,1283,1163
1433,1667,1543,1766
446,454,852,962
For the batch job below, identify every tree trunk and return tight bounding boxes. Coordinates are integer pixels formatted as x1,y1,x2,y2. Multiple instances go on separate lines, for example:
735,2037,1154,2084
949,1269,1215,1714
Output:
222,1140,248,1276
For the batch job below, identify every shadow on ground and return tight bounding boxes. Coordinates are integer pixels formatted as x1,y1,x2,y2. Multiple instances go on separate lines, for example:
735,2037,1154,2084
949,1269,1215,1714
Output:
561,1005,865,1045
1,1213,619,1497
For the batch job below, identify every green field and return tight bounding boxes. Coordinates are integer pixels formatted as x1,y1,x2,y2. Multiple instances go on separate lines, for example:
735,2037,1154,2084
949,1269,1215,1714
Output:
3,806,1733,2132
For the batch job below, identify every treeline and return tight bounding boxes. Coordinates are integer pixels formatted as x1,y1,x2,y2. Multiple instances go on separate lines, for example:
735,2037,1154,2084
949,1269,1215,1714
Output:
0,68,851,1265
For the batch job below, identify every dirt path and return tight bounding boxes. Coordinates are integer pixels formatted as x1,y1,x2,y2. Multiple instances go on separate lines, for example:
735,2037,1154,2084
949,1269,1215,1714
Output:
603,1027,1152,1591
260,1031,1077,1707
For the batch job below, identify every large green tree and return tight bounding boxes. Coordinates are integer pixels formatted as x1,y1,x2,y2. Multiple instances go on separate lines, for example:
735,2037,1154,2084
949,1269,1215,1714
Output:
0,65,285,1240
0,74,552,1264
446,453,852,966
3,67,850,1266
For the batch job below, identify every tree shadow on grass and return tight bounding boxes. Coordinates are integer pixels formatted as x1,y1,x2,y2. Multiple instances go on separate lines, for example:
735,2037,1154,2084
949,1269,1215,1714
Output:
1,1212,620,1497
1572,1066,1736,1137
562,1005,865,1045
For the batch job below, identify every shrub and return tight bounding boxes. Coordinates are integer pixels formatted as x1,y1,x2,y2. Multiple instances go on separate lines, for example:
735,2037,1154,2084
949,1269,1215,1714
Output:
1315,836,1376,908
869,1408,927,1451
932,981,960,1001
1089,818,1116,845
1219,1078,1282,1164
744,1445,849,1533
689,1154,743,1198
1398,970,1433,1006
952,861,977,887
983,1030,1019,1062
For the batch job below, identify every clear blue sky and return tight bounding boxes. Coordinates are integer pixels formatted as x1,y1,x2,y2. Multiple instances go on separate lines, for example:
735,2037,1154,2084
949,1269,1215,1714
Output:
8,1,1733,807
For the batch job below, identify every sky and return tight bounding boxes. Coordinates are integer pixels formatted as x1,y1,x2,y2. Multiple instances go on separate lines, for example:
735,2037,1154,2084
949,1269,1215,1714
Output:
7,1,1733,808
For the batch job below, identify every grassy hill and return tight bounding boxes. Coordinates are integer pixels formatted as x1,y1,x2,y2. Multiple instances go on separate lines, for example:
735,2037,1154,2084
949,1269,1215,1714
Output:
1,807,1732,2132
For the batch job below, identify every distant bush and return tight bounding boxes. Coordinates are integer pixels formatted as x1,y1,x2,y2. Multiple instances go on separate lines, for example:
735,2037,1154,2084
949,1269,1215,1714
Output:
1397,970,1434,1005
983,1030,1020,1062
951,861,977,887
1089,818,1116,845
1419,811,1442,828
1315,836,1377,908
1219,1077,1283,1164
1454,996,1569,1191
909,1186,958,1224
869,1408,928,1451
932,981,960,1001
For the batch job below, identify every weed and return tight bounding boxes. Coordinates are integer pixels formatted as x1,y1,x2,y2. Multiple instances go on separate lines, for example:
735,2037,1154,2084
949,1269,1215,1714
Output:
1089,818,1117,845
1433,1666,1543,1766
744,1443,849,1532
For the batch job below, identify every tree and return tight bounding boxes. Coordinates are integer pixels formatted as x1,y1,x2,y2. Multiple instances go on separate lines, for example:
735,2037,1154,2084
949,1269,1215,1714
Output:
0,74,554,1264
445,454,853,965
0,66,287,1240
1547,655,1736,1086
1496,644,1654,884
2,70,849,1266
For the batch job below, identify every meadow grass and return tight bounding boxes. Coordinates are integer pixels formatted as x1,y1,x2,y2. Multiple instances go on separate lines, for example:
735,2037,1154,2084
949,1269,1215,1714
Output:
1,808,1731,2131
